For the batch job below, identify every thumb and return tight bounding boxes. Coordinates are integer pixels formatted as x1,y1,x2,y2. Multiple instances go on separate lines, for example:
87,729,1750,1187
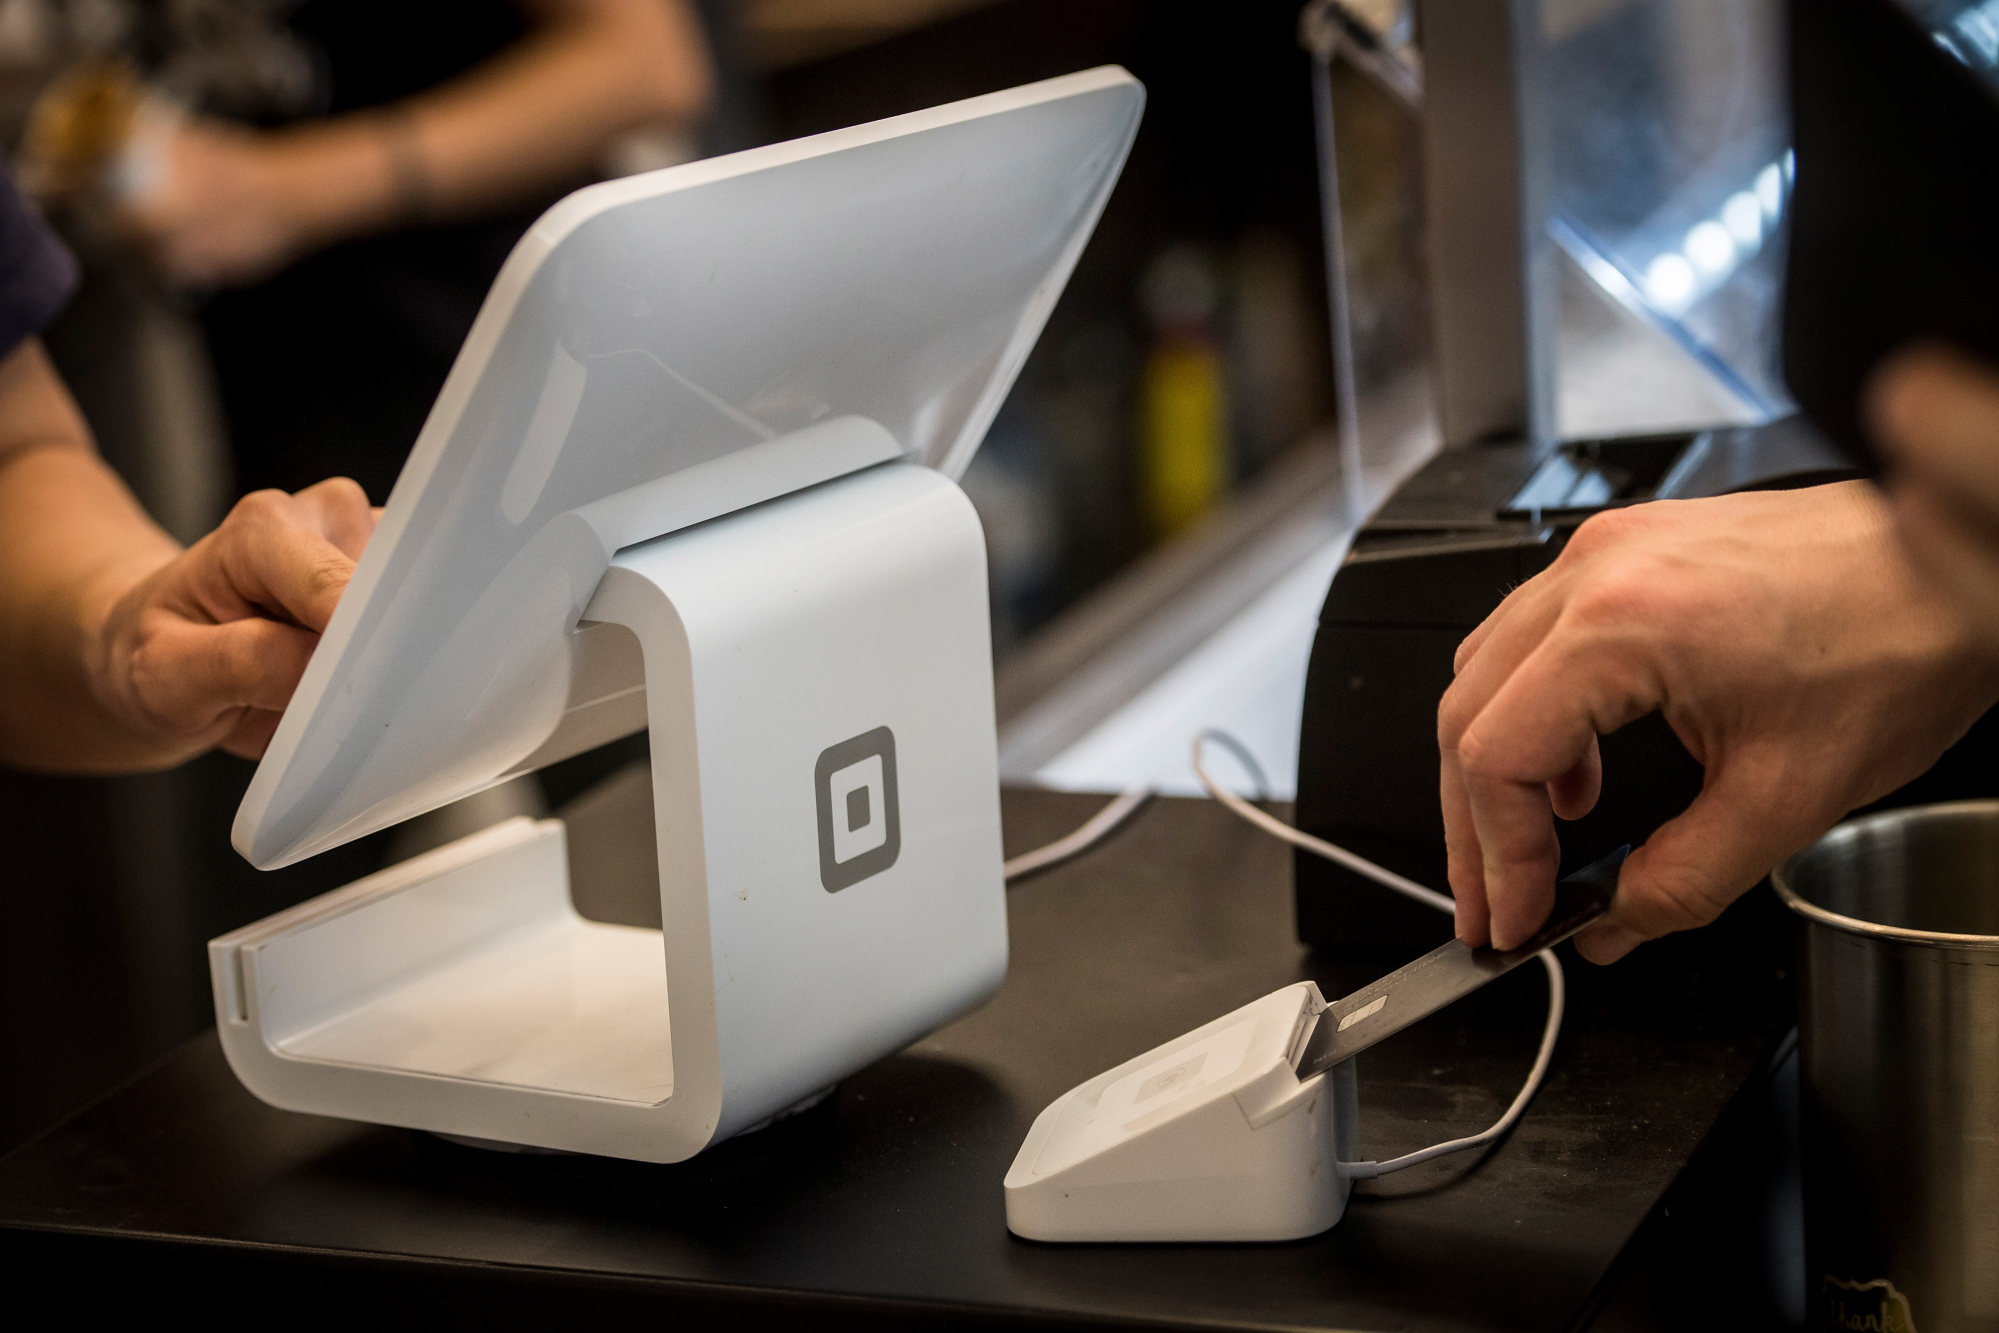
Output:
1574,758,1813,963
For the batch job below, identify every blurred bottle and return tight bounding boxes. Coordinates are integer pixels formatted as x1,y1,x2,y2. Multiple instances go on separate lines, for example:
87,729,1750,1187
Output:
10,31,238,549
13,0,320,221
17,58,176,221
1227,229,1326,472
1137,244,1229,539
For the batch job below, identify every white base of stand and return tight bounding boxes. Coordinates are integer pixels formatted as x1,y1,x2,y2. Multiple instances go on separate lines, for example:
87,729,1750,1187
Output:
212,464,1007,1162
432,1083,837,1153
1003,983,1359,1242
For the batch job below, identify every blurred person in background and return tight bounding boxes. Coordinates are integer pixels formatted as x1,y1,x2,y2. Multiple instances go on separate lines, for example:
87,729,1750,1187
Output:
17,0,722,504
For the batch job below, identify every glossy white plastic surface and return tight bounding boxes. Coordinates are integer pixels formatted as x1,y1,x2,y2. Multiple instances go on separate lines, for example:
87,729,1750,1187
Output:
1003,983,1358,1242
213,464,1007,1160
212,818,680,1128
235,67,1144,869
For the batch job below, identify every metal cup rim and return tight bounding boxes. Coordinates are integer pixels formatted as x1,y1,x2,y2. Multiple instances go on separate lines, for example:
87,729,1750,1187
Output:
1773,800,1999,950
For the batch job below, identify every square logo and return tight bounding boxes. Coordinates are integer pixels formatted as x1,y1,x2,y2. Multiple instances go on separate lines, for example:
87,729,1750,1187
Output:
814,726,900,892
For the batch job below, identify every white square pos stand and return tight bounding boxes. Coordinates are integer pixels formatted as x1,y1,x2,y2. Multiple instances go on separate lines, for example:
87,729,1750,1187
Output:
209,463,1008,1162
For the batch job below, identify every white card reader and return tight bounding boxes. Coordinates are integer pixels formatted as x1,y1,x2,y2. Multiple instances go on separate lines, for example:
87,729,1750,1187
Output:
1003,847,1625,1242
1004,983,1357,1243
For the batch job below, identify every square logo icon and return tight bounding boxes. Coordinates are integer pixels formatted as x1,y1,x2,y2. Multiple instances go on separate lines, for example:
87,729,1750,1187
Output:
814,727,900,892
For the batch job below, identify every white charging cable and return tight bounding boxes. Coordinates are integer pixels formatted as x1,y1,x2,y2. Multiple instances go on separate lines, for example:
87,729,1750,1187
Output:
1002,734,1258,883
1190,728,1566,1178
1003,783,1153,882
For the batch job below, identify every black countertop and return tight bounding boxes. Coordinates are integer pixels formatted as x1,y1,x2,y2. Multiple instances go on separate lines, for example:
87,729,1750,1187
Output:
0,789,1799,1329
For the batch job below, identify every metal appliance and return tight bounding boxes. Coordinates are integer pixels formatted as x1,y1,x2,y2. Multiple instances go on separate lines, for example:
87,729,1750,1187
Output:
1775,802,1999,1333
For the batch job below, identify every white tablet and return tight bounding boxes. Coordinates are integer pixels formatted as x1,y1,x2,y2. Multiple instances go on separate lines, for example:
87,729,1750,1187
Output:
234,67,1144,868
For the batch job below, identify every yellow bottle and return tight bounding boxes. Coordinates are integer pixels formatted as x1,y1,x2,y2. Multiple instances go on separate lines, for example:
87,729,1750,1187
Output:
1140,338,1228,537
1138,246,1229,539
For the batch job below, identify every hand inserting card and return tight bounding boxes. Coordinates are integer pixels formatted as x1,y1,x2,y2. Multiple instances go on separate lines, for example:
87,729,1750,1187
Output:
1293,845,1627,1081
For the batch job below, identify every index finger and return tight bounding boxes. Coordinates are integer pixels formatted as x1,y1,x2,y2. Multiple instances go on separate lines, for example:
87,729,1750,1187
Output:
1439,573,1574,943
203,490,361,632
289,477,378,561
1454,571,1544,676
1440,739,1495,944
1452,632,1658,949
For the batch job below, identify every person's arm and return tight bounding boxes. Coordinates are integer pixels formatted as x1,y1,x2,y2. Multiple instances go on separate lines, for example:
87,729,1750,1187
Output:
124,0,714,286
0,338,374,771
1436,479,1999,963
1870,343,1999,640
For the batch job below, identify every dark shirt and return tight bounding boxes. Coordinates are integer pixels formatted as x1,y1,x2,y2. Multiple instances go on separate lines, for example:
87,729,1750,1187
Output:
0,170,77,361
200,0,552,506
200,0,744,506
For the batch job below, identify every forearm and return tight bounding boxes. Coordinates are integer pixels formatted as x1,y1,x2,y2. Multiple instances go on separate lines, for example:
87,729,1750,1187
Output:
407,0,714,216
0,344,182,771
268,0,713,248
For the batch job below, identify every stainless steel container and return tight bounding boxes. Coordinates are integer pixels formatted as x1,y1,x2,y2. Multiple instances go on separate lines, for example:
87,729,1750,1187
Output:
1774,801,1999,1333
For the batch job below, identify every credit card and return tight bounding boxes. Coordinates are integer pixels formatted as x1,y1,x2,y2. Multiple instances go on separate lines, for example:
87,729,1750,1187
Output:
1293,845,1629,1082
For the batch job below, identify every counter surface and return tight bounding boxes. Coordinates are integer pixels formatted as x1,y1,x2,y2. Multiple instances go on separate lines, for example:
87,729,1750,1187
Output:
0,789,1796,1329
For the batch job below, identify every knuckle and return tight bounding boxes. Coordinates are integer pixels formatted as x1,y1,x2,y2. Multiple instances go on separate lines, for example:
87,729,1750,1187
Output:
306,553,352,601
123,641,194,737
228,488,290,528
309,475,369,512
1452,631,1480,675
1562,504,1646,557
1565,566,1663,630
1635,867,1729,934
1437,688,1476,750
1452,721,1500,778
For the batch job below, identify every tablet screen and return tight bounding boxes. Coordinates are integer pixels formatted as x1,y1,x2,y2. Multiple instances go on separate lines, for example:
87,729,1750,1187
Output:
234,69,1144,868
